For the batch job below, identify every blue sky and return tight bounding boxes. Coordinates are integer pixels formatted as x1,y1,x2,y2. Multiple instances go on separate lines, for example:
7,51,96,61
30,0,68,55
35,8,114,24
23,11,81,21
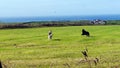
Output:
0,0,120,17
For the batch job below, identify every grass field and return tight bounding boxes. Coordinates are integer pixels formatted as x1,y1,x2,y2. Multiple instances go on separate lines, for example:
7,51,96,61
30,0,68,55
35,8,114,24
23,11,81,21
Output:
0,25,120,68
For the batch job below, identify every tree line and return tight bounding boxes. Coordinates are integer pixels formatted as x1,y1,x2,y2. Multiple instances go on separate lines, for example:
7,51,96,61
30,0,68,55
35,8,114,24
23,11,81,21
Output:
0,20,119,29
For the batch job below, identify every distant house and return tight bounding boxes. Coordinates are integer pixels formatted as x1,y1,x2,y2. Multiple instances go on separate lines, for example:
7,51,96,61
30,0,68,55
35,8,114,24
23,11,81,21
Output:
91,19,107,25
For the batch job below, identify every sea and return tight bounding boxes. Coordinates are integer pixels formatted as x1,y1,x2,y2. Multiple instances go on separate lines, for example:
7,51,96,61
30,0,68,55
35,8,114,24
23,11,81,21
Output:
0,15,120,23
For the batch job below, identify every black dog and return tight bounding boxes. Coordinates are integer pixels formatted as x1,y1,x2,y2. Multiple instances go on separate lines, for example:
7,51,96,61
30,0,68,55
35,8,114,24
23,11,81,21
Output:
81,29,90,37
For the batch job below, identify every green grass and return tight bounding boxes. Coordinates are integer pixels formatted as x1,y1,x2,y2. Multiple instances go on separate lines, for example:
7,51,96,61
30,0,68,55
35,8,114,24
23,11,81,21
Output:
0,25,120,68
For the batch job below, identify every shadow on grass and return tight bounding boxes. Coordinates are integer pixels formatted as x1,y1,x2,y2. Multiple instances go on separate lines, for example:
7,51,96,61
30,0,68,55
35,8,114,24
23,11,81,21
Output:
78,35,98,43
53,39,61,41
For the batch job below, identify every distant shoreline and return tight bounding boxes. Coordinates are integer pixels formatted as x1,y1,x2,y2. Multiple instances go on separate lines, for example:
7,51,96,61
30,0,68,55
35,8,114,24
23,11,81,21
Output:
0,15,120,23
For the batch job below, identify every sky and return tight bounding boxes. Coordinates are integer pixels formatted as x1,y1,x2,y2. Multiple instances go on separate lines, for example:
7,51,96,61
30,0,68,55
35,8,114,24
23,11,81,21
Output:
0,0,120,17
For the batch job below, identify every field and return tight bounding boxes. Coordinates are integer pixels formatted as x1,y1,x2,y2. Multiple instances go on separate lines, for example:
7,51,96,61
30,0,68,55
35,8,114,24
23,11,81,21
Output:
0,25,120,68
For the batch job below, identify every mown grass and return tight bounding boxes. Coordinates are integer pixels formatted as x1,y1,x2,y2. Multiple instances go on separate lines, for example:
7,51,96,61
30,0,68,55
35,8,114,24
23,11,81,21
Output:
0,25,120,68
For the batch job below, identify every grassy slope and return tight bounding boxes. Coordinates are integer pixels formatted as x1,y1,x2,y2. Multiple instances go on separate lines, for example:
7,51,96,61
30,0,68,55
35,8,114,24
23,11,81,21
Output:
0,25,120,68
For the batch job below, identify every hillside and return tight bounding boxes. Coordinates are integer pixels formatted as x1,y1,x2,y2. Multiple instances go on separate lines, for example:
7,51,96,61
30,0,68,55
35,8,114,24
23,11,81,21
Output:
0,25,120,68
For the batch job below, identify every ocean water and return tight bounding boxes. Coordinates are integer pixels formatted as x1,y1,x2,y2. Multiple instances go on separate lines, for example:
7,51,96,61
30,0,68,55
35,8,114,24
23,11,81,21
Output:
0,15,120,23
